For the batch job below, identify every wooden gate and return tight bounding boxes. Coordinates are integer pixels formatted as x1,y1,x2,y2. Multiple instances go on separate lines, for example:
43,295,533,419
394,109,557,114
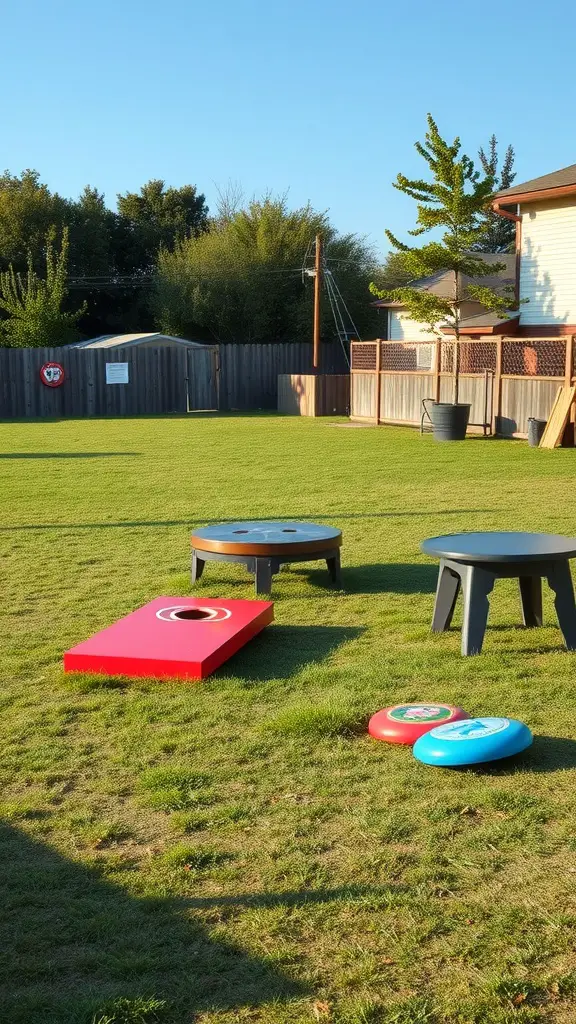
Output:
186,348,219,411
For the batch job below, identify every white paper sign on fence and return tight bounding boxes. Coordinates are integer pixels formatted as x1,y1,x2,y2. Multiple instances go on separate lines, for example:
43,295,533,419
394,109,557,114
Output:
106,362,129,385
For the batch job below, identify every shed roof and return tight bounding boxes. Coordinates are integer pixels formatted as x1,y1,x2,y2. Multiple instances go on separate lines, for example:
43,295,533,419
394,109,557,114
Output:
495,163,576,202
70,333,214,350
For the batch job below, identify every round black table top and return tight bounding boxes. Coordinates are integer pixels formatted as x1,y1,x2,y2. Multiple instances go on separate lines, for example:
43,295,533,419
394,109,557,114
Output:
421,531,576,564
191,520,342,555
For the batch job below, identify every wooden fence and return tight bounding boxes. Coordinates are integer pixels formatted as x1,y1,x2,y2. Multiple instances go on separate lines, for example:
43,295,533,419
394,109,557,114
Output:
277,374,350,416
0,341,348,419
350,337,576,438
218,342,347,410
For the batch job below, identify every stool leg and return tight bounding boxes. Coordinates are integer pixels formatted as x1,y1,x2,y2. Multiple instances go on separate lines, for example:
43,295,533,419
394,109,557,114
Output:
546,561,576,651
432,560,461,632
326,550,342,586
519,576,543,627
460,565,495,656
255,558,273,595
191,550,205,585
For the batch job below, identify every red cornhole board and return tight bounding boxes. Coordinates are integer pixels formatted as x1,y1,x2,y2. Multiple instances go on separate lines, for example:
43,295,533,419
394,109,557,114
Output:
63,598,274,680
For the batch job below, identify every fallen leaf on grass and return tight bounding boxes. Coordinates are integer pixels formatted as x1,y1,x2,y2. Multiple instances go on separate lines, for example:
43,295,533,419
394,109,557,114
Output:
512,993,527,1005
312,1000,331,1019
381,957,395,964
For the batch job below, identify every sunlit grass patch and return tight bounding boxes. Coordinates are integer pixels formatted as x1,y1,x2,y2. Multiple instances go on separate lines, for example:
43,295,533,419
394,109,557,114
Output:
266,700,365,739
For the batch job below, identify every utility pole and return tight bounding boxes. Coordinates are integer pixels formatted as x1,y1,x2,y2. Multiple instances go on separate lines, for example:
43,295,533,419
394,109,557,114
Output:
313,233,322,370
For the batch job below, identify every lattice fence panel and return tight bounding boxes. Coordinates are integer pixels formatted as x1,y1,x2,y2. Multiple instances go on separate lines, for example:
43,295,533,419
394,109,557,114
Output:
502,340,566,377
351,342,377,370
440,341,454,374
459,341,497,372
379,341,434,372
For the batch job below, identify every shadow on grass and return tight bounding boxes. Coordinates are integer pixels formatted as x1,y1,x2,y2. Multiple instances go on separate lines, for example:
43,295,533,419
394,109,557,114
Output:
0,452,140,459
447,737,576,777
0,821,306,1023
0,510,495,532
328,562,438,595
497,736,576,775
182,883,402,910
221,624,363,681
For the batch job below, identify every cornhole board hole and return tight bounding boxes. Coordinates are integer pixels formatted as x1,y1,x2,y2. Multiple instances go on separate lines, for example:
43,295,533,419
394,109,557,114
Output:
63,598,274,681
413,717,533,767
368,704,469,745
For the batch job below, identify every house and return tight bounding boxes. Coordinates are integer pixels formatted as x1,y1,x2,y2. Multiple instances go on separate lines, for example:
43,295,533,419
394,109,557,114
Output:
491,164,576,336
69,332,214,350
372,254,516,343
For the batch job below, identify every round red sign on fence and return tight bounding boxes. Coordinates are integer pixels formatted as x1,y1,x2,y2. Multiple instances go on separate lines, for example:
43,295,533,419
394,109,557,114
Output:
39,362,65,387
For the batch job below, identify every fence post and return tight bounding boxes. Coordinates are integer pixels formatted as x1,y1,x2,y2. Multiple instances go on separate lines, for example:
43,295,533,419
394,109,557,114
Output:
561,337,569,446
565,334,574,387
433,340,441,403
374,339,381,424
492,336,503,436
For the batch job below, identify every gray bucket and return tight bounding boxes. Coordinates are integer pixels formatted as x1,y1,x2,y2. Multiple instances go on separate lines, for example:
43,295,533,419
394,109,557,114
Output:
430,402,471,442
527,417,547,447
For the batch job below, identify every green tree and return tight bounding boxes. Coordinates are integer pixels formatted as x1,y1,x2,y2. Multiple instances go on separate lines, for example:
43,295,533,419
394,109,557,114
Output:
0,170,69,273
370,115,515,403
152,195,378,343
68,186,117,277
117,179,209,274
374,251,415,290
474,135,517,252
0,228,86,347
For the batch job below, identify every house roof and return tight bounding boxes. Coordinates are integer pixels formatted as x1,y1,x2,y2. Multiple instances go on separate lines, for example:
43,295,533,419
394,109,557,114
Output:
494,163,576,204
70,333,214,350
442,312,520,336
372,254,516,308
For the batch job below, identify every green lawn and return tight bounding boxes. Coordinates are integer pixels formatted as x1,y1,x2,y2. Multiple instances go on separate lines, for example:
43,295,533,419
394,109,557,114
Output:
2,414,576,1024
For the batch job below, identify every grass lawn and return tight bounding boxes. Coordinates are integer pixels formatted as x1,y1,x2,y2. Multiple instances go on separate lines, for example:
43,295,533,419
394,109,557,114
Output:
2,414,576,1024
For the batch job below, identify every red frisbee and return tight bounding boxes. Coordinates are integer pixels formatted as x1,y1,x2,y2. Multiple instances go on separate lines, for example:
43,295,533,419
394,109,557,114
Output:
368,703,470,745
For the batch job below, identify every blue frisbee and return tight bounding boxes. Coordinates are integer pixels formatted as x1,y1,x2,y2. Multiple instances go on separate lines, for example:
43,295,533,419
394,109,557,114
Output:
413,717,533,767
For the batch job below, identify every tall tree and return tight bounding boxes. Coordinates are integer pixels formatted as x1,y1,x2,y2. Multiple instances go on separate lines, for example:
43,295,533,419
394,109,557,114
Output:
0,228,86,347
117,179,209,274
0,170,69,273
474,135,517,252
374,251,414,290
68,186,117,277
152,195,379,343
370,115,515,403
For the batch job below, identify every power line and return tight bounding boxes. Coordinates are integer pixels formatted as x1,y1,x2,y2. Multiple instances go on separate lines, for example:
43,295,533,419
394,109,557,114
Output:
326,266,362,343
67,266,307,289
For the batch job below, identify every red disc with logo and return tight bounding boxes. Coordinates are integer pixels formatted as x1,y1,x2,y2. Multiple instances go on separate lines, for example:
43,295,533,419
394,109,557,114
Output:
368,704,470,745
40,362,65,387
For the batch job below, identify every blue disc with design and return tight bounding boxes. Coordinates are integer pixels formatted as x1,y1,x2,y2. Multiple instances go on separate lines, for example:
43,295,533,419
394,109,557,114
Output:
413,717,533,767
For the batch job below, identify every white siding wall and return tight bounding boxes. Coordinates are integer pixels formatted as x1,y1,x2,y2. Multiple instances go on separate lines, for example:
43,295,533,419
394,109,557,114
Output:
388,310,438,340
520,198,576,324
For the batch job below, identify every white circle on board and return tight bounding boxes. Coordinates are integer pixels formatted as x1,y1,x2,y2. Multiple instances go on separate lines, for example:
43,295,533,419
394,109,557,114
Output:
155,606,232,622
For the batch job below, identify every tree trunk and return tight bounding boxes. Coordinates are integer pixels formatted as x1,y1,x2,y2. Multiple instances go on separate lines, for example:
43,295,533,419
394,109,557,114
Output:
452,339,460,404
452,269,460,404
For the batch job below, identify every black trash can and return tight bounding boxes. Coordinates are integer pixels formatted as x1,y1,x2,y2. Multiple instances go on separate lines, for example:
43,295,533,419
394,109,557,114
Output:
527,417,547,447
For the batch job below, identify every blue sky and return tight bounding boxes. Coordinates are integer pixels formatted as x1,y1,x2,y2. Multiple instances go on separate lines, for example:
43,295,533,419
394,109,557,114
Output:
2,0,575,257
